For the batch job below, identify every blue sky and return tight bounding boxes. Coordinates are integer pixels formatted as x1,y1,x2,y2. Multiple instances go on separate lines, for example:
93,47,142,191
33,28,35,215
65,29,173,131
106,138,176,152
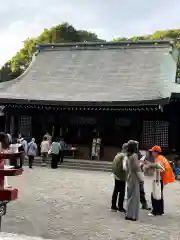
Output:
0,0,180,66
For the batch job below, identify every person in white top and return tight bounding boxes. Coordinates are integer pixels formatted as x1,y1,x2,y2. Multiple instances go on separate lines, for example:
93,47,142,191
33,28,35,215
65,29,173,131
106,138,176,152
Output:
44,133,52,145
27,138,37,168
40,136,50,165
6,133,12,144
0,133,13,187
9,139,21,168
19,137,28,155
9,141,19,154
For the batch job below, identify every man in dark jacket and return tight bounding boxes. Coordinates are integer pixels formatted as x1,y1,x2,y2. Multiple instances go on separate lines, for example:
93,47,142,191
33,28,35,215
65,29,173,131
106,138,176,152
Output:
136,142,150,210
111,143,128,212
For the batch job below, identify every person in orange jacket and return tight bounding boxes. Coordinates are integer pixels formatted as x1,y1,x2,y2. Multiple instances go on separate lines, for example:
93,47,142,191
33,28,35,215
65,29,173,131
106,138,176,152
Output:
147,145,175,216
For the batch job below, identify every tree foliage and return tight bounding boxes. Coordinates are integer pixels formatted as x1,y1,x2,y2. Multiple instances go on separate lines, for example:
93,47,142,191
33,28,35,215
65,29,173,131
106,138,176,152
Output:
0,24,180,82
112,29,180,42
0,23,102,81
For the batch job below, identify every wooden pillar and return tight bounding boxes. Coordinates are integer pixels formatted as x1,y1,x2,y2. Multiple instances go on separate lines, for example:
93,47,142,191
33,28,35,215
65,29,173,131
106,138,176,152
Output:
169,115,179,151
166,102,180,152
5,113,10,134
130,111,142,143
10,116,15,138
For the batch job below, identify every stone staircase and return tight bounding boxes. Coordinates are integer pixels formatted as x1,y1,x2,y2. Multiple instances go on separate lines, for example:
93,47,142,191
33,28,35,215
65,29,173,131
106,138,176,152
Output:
24,157,112,172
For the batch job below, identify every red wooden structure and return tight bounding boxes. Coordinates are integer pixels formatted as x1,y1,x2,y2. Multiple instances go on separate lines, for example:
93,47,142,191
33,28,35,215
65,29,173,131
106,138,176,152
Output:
0,152,23,230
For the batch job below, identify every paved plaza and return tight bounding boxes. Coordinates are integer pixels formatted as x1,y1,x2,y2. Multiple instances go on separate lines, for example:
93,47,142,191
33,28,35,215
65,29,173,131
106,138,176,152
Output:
0,167,180,240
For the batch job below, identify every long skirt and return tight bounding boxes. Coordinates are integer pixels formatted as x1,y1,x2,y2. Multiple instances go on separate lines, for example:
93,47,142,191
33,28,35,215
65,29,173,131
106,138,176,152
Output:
151,180,164,215
126,180,140,220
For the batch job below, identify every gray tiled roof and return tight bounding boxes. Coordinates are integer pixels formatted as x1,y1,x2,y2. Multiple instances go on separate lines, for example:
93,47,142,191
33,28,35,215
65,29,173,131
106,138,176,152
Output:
0,41,178,105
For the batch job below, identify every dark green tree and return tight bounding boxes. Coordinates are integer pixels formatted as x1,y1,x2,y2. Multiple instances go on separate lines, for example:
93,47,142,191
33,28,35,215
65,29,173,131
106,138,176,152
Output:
0,63,11,82
1,25,180,82
0,22,102,81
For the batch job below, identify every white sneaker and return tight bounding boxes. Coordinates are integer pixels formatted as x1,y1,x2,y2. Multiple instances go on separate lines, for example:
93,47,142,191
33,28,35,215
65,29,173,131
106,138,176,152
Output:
148,213,155,216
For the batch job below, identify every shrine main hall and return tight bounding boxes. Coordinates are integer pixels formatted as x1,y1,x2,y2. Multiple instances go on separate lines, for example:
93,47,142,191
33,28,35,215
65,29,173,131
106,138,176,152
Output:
0,40,179,160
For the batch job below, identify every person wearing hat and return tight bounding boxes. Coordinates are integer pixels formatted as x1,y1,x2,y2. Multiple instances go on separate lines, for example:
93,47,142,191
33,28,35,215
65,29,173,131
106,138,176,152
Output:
111,143,128,212
147,145,175,216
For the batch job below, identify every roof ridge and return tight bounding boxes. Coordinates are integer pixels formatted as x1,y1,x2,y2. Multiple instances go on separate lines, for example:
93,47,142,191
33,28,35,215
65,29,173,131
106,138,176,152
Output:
36,40,176,52
37,40,175,51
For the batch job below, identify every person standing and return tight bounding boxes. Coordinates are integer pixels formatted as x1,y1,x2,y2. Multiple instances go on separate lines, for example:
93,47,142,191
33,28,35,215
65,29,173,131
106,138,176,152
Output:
6,133,12,145
40,136,50,165
136,145,150,210
125,140,144,221
17,139,25,168
111,143,128,212
50,138,60,169
9,139,19,168
59,138,66,163
139,161,150,210
0,133,11,187
27,138,37,168
19,136,28,156
44,133,52,145
147,146,175,216
131,141,150,210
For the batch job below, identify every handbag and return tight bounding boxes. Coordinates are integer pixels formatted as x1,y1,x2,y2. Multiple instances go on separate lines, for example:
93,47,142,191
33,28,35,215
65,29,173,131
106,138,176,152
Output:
137,171,144,182
48,148,52,155
152,170,162,200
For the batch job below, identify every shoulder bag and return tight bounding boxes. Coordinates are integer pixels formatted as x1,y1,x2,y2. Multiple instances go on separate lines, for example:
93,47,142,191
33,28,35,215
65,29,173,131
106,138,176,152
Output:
152,169,162,200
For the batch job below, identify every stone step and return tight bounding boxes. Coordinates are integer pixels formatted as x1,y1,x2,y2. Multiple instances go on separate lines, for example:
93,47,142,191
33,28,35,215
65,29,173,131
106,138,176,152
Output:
31,161,111,168
63,162,111,168
57,164,111,172
23,162,111,172
24,158,112,172
24,161,111,169
26,157,112,165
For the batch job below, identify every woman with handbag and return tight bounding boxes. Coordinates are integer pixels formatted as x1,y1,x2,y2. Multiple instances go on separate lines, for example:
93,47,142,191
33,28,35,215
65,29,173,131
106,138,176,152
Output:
147,145,175,216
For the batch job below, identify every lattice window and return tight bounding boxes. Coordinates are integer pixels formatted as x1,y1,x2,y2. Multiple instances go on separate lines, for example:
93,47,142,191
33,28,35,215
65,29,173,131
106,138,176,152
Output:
155,121,168,147
141,121,155,146
19,116,32,138
141,120,168,148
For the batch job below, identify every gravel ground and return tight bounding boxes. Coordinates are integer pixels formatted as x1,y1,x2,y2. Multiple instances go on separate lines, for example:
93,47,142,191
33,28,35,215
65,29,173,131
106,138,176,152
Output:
0,166,180,240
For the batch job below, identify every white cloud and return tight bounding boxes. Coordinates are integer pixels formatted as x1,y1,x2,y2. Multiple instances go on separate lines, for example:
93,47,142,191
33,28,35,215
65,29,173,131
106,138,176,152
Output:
0,33,23,66
0,0,180,66
0,20,45,66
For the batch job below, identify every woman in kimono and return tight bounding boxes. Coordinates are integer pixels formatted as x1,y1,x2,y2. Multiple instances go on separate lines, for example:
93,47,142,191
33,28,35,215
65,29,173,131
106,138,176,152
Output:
125,140,144,221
